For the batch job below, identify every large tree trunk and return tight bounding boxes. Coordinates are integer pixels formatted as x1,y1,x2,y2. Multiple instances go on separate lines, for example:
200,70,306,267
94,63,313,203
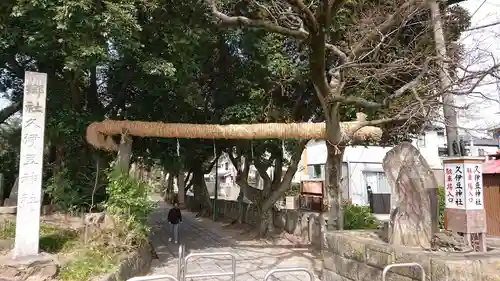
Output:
159,168,166,193
177,170,186,208
258,207,274,237
192,165,212,216
428,0,459,157
228,149,251,225
0,174,4,206
234,172,250,224
325,143,345,230
117,134,132,173
236,189,245,224
324,113,346,231
257,179,273,237
54,145,64,175
255,142,306,237
163,173,174,201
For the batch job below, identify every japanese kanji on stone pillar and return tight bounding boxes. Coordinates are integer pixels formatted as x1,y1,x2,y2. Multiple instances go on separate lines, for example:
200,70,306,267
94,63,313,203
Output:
13,71,47,258
443,156,487,251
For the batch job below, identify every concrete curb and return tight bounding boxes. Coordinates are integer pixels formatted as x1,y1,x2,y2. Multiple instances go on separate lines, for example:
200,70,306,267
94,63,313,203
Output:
97,242,154,281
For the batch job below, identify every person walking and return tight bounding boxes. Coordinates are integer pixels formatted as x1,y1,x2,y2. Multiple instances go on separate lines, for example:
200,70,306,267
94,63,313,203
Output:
167,202,182,244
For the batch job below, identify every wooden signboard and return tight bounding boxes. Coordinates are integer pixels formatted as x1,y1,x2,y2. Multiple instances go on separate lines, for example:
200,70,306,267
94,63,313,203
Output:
301,180,324,196
300,180,324,212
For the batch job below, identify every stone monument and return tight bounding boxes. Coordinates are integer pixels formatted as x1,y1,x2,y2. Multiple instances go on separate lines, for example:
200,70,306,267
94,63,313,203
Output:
383,142,437,248
13,71,48,259
442,156,487,251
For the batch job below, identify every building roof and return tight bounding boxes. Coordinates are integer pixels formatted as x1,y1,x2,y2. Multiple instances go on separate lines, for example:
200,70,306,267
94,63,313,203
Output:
466,136,498,147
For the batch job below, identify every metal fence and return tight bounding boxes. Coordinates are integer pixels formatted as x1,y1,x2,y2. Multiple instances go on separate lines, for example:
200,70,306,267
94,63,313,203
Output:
126,244,315,281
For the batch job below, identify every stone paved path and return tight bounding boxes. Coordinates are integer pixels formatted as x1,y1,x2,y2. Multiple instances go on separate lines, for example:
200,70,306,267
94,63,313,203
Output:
144,201,321,281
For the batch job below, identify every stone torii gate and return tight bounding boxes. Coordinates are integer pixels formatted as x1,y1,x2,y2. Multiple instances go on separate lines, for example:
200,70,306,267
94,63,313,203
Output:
86,114,382,206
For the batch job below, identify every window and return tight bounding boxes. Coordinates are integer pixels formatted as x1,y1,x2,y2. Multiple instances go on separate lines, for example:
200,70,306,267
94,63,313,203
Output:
307,164,323,179
438,147,448,157
363,171,391,194
437,131,444,137
417,134,426,147
224,162,229,170
479,149,485,156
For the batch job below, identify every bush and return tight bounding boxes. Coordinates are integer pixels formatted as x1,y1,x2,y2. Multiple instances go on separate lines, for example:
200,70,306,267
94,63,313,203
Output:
105,167,156,245
284,182,301,197
45,169,82,212
437,186,445,229
343,202,378,230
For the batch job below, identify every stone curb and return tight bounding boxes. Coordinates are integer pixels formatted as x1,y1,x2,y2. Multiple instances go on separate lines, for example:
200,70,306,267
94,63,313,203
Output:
0,206,16,214
96,242,154,281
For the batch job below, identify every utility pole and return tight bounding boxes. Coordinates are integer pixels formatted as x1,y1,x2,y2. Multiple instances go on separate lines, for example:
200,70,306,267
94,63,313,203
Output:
429,0,460,156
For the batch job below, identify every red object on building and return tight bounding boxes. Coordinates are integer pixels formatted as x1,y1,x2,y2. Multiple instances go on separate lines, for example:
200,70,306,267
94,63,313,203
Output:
483,159,500,174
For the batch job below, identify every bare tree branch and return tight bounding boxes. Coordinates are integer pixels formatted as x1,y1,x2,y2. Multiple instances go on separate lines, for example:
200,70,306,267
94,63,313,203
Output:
384,58,431,103
350,0,422,59
286,0,318,32
466,20,500,32
205,0,308,39
0,102,21,124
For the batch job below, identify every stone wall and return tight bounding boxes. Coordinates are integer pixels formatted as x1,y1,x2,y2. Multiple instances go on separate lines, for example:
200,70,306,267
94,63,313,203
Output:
322,230,500,281
184,195,323,246
97,241,154,281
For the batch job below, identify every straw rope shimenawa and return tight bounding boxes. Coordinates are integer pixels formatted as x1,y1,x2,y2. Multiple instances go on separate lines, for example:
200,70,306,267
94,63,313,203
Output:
86,113,382,151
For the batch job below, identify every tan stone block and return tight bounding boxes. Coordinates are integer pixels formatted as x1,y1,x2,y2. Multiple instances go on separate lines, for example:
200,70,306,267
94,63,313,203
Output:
392,249,430,280
323,250,336,271
333,254,360,280
431,258,481,281
322,269,353,281
480,256,500,281
325,232,341,253
336,234,366,262
482,273,500,281
385,272,416,281
365,243,395,269
430,257,448,281
357,263,383,281
449,259,481,281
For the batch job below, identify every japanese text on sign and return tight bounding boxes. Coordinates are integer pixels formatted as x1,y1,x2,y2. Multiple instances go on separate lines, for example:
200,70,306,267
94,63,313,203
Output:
444,166,454,207
444,163,465,209
464,164,484,210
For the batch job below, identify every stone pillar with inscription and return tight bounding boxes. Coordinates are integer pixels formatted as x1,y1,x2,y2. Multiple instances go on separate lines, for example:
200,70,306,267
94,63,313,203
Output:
13,72,47,259
443,156,487,251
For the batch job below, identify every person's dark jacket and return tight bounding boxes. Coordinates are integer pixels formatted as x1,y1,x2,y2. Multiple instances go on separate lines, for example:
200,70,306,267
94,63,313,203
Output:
168,208,182,224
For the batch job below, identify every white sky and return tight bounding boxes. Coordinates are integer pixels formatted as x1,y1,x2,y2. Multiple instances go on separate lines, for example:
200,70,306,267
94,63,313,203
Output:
458,0,500,134
1,1,499,133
